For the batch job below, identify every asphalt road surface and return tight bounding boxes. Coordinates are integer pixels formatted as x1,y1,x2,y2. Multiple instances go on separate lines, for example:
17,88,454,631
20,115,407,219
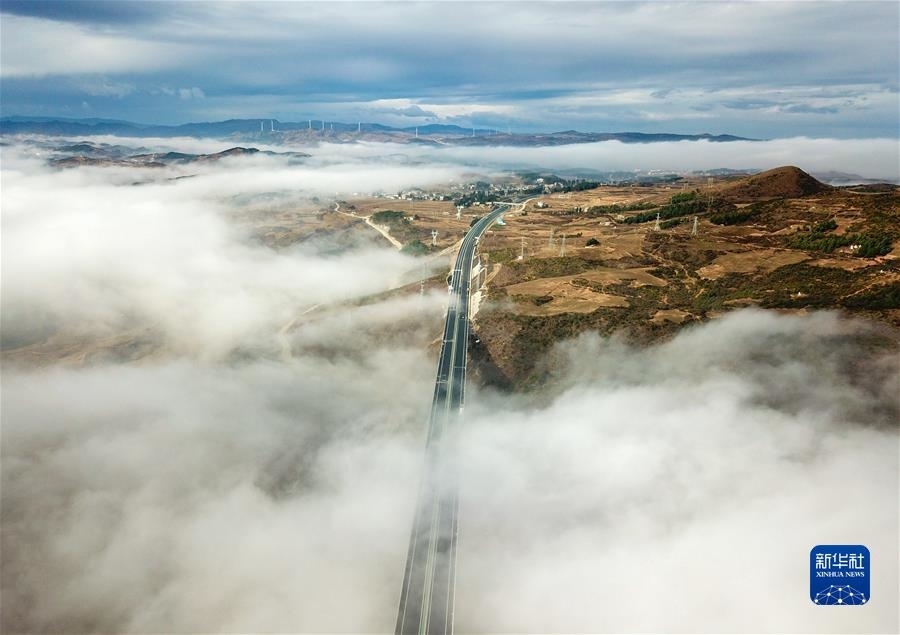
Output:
395,203,512,635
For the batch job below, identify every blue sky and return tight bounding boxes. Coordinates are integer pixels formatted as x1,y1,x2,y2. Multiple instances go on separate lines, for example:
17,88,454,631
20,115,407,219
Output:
1,1,898,138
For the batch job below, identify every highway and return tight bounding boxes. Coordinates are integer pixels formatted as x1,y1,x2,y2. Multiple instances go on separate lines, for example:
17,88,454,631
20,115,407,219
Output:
395,203,511,635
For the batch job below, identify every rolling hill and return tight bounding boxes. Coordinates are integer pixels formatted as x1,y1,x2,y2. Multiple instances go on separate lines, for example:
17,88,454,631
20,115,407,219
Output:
717,166,833,202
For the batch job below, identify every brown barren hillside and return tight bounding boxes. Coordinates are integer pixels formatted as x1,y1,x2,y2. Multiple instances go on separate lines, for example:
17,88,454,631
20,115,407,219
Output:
459,171,898,390
718,166,832,202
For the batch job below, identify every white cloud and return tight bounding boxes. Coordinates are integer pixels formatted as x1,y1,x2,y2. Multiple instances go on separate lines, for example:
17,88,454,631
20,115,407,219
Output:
1,147,896,633
455,310,898,633
77,77,136,98
178,86,206,100
0,14,196,77
429,137,900,182
2,2,896,138
366,98,517,120
3,308,896,632
0,143,458,359
1,357,427,632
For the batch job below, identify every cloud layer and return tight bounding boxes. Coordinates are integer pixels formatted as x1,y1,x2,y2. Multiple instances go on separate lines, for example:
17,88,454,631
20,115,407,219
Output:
2,1,897,138
429,137,900,182
2,140,447,631
457,310,899,632
2,142,898,633
4,312,897,633
0,141,467,355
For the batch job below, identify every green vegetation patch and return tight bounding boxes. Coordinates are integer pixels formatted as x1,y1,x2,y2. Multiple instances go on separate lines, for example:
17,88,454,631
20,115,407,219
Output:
709,207,762,225
787,232,854,253
841,282,900,310
624,195,734,225
788,230,894,257
668,191,699,204
371,210,407,224
660,218,683,229
854,233,894,257
754,263,872,309
583,201,657,216
814,218,838,233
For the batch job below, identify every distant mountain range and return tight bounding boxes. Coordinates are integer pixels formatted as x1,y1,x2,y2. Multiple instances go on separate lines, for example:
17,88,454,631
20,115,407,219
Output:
0,116,756,146
48,145,309,168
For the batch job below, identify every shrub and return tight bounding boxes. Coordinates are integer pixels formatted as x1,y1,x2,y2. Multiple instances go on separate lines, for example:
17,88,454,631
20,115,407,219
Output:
855,232,894,257
788,231,893,257
709,208,760,225
669,191,698,204
371,210,406,224
841,282,900,309
813,218,838,233
625,197,724,224
787,232,852,252
585,201,656,216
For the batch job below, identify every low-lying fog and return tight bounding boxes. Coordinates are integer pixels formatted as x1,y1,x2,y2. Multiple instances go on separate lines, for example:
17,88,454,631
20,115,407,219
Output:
16,133,900,182
2,139,897,633
292,136,898,182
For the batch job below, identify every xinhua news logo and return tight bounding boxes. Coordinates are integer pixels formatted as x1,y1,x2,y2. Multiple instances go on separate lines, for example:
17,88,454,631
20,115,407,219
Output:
810,545,870,605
